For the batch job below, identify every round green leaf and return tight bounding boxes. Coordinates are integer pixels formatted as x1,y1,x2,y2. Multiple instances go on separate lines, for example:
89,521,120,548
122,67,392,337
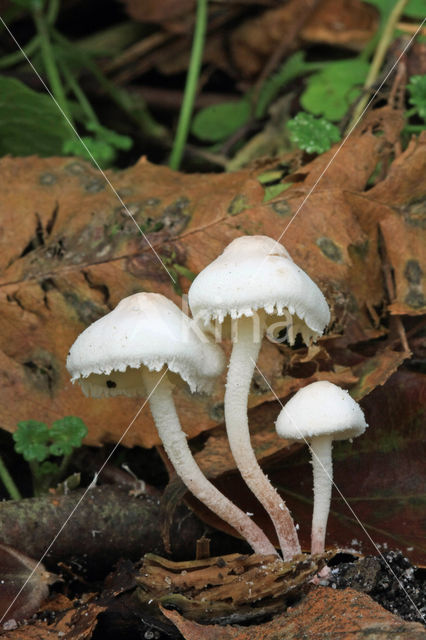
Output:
49,416,88,457
191,99,251,142
301,59,369,121
13,421,49,462
408,75,426,120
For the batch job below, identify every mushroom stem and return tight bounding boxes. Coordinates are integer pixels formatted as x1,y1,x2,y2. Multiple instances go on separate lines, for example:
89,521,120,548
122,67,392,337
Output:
141,368,278,556
310,434,333,555
224,316,301,560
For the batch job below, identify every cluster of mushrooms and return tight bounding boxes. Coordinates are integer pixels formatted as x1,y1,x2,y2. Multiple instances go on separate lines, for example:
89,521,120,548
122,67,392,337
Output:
67,235,368,560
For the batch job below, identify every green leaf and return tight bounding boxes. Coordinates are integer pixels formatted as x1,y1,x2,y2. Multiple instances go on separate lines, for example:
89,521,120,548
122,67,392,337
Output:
13,421,49,462
365,0,426,20
49,416,88,456
301,59,369,121
38,461,60,476
63,124,133,168
407,75,426,120
255,52,313,118
172,264,196,281
362,0,393,15
10,0,42,8
287,112,341,154
0,76,71,157
86,122,133,151
191,98,251,142
263,183,292,202
63,136,116,167
404,0,426,18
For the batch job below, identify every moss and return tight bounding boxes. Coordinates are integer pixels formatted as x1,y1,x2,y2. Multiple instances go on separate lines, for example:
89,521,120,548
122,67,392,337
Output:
39,172,57,186
316,237,343,263
270,199,291,217
404,259,423,285
63,291,106,325
404,289,425,309
227,194,249,216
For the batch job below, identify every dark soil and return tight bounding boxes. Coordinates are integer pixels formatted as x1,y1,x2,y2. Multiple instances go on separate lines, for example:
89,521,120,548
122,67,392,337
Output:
328,550,426,624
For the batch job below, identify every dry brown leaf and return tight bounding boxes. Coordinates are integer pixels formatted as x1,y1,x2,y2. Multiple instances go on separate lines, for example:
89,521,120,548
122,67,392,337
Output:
162,586,426,640
230,0,322,78
230,0,378,77
0,595,105,639
0,544,54,624
367,131,426,207
121,0,195,25
301,0,379,49
0,114,423,449
380,213,425,316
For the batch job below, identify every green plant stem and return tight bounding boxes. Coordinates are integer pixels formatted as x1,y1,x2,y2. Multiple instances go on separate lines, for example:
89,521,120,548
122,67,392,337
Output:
404,107,417,118
61,59,100,125
58,452,72,478
32,6,72,121
169,0,208,170
29,460,43,496
47,0,60,25
0,455,22,500
404,124,425,132
0,35,40,69
52,29,167,140
346,0,409,135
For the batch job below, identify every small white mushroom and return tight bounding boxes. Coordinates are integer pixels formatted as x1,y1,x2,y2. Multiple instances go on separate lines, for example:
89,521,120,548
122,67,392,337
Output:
275,380,368,554
67,292,277,556
189,235,330,560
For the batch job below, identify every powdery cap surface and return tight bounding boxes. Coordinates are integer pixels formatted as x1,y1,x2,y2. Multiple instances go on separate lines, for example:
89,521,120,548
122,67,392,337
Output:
188,235,330,341
276,381,368,441
66,292,225,398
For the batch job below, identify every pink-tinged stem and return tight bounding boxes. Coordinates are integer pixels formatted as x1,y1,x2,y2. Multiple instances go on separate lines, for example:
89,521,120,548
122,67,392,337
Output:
224,316,301,560
142,368,278,556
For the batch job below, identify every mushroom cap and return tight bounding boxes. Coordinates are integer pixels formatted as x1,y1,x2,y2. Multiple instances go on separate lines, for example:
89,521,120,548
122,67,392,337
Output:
275,381,368,441
66,292,225,398
188,235,330,343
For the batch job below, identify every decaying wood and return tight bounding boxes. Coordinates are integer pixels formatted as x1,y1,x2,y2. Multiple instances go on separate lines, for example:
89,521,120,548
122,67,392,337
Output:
0,486,207,572
137,551,332,624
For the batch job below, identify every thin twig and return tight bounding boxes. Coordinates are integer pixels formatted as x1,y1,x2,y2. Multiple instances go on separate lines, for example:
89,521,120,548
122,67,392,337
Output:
346,0,409,135
252,0,321,106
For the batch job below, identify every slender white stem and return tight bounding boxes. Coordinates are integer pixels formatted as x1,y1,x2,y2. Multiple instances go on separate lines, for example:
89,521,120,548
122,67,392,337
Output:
142,368,278,556
310,435,333,554
224,316,301,560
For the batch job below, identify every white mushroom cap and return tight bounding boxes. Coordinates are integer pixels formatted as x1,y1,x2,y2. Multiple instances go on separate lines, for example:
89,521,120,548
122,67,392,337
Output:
66,292,225,397
275,381,368,441
188,235,330,343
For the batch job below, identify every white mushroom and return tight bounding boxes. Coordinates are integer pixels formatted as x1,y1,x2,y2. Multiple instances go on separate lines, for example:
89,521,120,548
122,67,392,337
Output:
67,292,277,556
189,235,330,560
275,380,368,554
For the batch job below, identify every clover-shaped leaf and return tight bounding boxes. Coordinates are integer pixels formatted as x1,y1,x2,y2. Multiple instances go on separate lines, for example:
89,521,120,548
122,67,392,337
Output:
407,75,426,120
49,416,88,457
301,59,368,121
13,421,49,462
287,112,341,154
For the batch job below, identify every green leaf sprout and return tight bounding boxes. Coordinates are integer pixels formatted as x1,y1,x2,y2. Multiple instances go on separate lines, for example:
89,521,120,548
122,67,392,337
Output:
287,112,341,154
13,416,88,495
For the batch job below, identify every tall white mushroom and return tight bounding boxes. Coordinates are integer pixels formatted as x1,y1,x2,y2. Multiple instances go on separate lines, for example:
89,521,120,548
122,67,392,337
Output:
275,381,368,554
67,292,277,556
189,235,330,560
